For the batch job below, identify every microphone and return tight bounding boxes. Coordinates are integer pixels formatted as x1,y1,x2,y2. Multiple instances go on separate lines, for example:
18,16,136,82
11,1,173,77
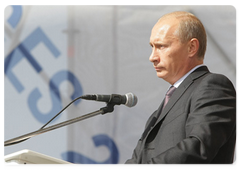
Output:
80,93,138,107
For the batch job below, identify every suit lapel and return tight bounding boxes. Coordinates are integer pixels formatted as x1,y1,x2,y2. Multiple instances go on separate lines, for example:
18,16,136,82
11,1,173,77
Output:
141,66,210,142
153,66,210,129
140,102,164,140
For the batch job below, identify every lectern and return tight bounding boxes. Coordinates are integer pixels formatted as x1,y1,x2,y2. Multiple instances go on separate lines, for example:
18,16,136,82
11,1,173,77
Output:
4,149,71,164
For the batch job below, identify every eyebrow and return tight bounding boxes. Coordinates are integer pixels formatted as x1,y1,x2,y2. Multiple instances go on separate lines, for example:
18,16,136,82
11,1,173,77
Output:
149,41,167,47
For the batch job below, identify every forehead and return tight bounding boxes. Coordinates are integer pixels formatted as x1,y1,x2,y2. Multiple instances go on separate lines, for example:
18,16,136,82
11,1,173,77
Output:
150,18,180,43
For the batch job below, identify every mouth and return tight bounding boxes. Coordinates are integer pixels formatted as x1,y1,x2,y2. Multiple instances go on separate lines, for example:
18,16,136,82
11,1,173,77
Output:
154,66,164,71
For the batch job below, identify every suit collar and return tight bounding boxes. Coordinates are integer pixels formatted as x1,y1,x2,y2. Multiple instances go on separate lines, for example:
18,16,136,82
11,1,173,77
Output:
173,64,205,88
189,66,209,81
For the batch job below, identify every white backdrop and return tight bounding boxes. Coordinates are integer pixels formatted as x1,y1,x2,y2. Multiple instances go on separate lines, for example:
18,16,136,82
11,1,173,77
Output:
4,5,236,164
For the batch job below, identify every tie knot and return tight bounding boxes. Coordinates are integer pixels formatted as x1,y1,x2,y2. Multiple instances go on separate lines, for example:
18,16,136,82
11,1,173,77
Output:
166,86,176,97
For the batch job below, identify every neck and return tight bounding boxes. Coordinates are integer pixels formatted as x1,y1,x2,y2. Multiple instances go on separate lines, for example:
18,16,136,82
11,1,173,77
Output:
170,63,204,85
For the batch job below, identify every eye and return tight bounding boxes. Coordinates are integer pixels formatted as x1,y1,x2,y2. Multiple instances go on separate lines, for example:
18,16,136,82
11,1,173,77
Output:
158,43,169,49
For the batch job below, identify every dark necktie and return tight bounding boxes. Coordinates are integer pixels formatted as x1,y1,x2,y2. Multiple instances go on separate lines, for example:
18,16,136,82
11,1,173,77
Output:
163,86,176,109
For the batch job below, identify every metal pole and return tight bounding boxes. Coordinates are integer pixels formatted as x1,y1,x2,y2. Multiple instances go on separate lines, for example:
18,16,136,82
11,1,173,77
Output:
4,109,105,147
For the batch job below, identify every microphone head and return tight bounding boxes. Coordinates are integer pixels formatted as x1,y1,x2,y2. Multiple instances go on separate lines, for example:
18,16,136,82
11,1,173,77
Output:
125,93,138,107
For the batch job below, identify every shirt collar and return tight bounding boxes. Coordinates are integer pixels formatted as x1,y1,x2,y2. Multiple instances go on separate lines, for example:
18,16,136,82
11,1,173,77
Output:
173,64,205,88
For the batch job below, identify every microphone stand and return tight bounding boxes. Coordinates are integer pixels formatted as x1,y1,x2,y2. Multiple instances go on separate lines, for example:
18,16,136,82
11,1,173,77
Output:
4,103,115,147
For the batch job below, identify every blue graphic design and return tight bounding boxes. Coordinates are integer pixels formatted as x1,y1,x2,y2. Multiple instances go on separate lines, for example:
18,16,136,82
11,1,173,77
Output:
2,3,22,42
7,5,22,28
62,134,119,164
49,70,82,104
5,27,60,93
5,27,82,123
4,48,26,92
28,70,83,124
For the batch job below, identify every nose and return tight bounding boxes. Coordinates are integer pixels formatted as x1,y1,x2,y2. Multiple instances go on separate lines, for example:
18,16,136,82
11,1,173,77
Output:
149,48,159,64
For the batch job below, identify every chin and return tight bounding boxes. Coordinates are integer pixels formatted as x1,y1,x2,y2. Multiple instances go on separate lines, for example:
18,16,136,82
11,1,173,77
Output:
156,73,165,79
156,72,169,81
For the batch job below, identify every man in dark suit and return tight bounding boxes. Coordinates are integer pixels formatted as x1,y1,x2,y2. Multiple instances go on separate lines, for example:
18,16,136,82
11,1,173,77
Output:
125,11,236,164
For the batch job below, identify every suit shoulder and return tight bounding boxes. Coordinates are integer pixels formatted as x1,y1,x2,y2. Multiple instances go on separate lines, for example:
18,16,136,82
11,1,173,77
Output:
193,72,236,97
201,73,235,89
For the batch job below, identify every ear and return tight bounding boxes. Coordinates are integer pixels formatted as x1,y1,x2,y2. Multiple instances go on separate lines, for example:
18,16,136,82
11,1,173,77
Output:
188,38,199,58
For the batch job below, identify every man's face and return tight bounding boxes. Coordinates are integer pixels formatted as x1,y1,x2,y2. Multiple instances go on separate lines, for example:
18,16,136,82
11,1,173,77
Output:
149,18,190,84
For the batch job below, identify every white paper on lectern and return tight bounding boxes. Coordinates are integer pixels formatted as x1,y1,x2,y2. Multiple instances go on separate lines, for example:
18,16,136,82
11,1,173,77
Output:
4,149,72,164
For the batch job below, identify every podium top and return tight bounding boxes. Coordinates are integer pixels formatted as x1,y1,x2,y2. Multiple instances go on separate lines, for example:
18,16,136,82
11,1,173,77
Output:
5,149,71,164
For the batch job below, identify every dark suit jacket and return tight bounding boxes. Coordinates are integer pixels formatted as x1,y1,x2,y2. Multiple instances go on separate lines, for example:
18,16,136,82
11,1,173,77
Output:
126,66,236,164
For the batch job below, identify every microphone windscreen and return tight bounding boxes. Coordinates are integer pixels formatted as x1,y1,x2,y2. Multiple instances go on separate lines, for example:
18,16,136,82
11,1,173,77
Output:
125,93,138,107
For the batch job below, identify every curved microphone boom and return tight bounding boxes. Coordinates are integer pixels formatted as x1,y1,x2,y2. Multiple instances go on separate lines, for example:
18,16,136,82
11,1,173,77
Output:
80,93,138,107
5,93,137,147
41,93,137,129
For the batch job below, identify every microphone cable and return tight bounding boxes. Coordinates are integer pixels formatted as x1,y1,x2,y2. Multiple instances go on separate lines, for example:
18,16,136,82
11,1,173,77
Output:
4,96,83,146
40,96,82,129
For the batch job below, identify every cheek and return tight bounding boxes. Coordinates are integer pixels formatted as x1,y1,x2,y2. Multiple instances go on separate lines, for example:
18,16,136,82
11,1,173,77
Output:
159,50,171,64
162,53,181,74
167,46,187,64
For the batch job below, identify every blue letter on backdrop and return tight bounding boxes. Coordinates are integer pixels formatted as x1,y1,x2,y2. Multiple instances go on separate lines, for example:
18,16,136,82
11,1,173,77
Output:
7,5,22,28
2,3,22,42
62,134,119,164
4,27,60,93
28,70,83,124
